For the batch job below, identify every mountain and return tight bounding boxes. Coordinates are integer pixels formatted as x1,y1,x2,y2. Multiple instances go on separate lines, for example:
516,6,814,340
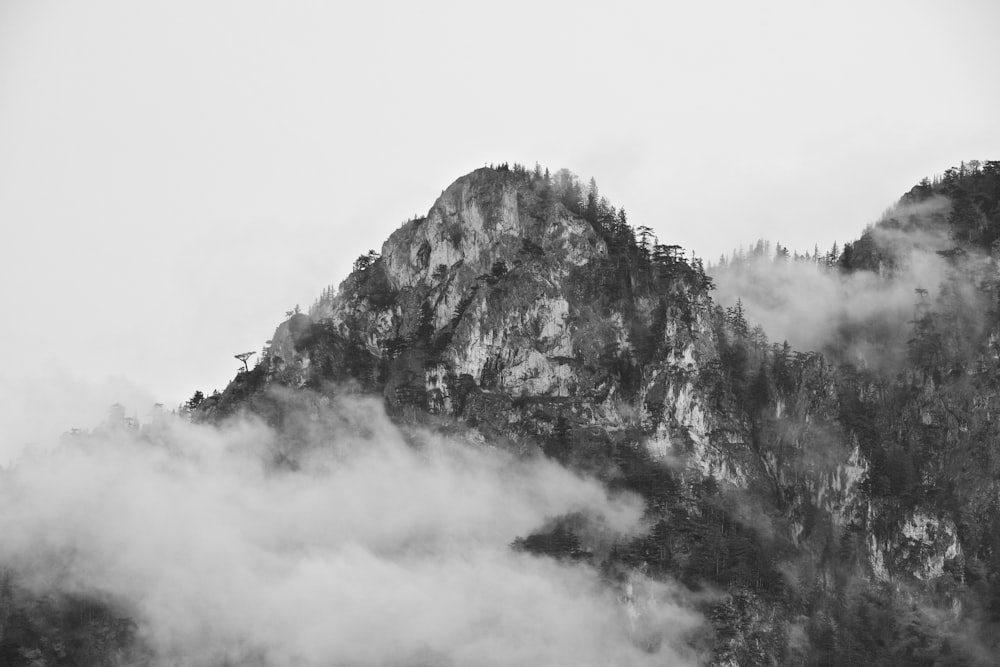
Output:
204,165,716,466
195,160,1000,664
5,160,1000,665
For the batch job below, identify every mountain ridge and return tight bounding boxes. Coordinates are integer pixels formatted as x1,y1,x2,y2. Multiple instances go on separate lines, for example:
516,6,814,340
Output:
5,161,1000,664
189,159,1000,664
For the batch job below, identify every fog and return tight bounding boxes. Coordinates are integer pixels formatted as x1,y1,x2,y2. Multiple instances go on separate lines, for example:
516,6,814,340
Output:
0,371,156,463
710,197,992,368
0,391,704,666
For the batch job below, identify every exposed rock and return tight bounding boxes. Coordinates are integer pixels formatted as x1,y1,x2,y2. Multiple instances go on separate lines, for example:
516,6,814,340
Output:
198,163,1000,664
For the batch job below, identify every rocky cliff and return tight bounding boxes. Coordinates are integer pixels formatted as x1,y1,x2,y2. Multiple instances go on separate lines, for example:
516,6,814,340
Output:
223,167,721,475
200,161,1000,664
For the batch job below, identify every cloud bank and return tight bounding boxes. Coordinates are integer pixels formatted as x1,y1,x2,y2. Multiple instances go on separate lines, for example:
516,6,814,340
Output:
0,392,704,666
710,197,992,368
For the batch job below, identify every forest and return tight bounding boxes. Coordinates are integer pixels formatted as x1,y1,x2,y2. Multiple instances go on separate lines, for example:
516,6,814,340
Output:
3,160,1000,664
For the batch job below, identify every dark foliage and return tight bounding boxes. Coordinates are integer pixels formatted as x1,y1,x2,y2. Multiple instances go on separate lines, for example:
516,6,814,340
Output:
0,573,144,667
183,160,1000,664
512,517,590,562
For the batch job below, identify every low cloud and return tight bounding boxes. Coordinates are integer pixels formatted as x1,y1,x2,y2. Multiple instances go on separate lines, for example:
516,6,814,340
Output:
710,197,991,368
0,370,156,463
0,391,704,666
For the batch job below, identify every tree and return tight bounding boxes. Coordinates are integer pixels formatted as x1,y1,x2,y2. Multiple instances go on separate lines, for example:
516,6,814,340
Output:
185,390,204,410
637,225,655,254
235,351,255,372
554,169,582,213
726,299,749,338
481,260,508,285
746,364,771,416
585,177,600,223
352,250,380,274
948,188,987,244
827,242,839,267
547,416,573,462
415,301,435,344
772,341,794,393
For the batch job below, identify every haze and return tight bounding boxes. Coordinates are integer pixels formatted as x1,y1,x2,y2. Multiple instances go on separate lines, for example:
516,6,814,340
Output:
1,0,999,442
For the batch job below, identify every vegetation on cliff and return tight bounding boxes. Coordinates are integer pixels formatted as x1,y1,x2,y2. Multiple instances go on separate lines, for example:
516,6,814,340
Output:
5,162,1000,664
197,161,1000,664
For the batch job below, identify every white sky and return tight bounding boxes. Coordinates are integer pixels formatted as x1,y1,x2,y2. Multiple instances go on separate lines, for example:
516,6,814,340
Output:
2,0,999,441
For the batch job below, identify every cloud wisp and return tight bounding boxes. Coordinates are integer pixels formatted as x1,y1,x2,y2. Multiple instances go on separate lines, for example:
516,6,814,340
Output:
0,392,704,666
709,197,993,369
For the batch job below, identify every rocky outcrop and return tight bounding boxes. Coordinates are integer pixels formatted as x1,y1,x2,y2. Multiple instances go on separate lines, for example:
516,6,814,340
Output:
201,164,995,663
868,510,963,582
254,169,875,540
264,168,715,459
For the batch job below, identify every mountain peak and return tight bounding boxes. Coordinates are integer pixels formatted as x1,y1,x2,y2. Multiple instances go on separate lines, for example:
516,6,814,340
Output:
209,163,714,426
375,165,605,293
185,160,1000,663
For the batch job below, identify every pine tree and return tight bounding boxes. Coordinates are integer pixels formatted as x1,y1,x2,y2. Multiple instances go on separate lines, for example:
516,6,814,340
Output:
185,391,204,410
547,416,573,462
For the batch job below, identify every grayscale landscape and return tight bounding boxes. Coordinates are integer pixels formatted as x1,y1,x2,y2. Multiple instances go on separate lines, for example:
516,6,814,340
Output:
1,2,999,665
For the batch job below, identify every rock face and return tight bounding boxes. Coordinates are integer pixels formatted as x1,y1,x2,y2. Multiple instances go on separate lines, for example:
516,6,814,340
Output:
260,166,718,469
203,163,1000,664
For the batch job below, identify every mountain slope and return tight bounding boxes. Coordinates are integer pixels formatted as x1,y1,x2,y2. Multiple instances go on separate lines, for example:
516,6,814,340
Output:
196,160,1000,663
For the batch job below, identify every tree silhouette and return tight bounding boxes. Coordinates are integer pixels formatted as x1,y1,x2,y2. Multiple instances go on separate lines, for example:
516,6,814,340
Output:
235,351,256,372
185,391,204,410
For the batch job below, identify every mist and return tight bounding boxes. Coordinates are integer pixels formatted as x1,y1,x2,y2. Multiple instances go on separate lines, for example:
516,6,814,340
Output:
709,197,991,367
0,372,157,464
0,391,704,666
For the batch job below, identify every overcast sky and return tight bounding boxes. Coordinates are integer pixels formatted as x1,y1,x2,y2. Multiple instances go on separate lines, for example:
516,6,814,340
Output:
1,0,999,444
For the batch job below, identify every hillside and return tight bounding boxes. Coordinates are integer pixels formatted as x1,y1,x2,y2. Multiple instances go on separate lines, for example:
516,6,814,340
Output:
4,161,1000,665
194,160,1000,663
